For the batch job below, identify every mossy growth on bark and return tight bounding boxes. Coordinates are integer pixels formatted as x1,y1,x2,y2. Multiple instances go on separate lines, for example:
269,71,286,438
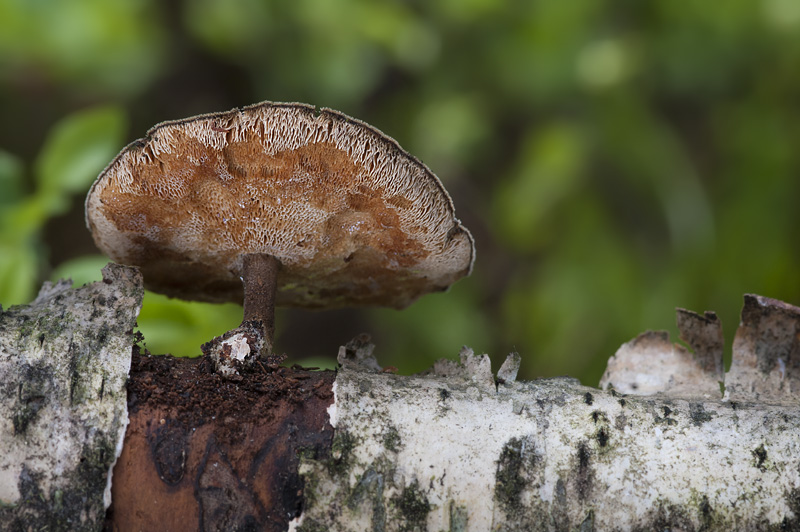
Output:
0,264,143,530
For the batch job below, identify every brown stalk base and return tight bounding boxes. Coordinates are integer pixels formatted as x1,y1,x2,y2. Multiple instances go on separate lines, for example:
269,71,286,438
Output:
200,253,280,375
106,346,335,531
241,253,280,353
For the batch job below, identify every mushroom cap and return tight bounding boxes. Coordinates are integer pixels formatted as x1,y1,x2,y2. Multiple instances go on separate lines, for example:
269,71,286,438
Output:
86,101,474,309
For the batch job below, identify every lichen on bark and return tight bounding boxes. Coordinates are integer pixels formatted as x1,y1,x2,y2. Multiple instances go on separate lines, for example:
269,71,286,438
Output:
290,345,800,531
0,263,143,531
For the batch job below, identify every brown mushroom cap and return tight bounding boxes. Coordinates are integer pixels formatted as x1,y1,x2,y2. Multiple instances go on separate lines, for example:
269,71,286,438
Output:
86,101,474,309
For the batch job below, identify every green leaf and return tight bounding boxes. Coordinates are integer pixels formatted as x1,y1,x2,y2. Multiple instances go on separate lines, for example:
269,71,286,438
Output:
0,150,24,208
136,292,242,357
492,121,587,252
0,243,38,307
0,196,52,246
34,105,127,201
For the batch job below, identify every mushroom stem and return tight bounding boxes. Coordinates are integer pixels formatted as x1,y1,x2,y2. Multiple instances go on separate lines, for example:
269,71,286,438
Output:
241,253,280,352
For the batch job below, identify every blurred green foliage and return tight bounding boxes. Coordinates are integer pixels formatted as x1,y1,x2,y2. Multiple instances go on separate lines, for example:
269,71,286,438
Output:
1,0,799,384
0,106,126,304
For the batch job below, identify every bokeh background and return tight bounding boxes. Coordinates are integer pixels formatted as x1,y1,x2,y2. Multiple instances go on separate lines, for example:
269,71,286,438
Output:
2,0,799,384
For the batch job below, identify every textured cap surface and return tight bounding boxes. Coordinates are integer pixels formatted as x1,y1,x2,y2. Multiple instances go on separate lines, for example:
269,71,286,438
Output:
86,102,474,309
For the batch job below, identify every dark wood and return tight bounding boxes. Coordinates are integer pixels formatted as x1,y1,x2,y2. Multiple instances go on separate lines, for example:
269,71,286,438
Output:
105,348,335,532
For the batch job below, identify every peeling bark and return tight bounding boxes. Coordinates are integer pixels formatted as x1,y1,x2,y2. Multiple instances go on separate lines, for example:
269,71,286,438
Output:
290,344,800,531
725,295,800,404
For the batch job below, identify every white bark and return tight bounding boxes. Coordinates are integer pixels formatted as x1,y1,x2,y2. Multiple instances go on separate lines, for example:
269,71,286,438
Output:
290,297,800,532
0,264,142,531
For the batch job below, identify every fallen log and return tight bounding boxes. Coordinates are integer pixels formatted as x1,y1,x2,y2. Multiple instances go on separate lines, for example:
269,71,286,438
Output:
2,265,799,531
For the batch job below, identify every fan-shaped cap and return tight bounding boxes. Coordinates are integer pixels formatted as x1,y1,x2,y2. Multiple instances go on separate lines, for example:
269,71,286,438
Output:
86,102,474,309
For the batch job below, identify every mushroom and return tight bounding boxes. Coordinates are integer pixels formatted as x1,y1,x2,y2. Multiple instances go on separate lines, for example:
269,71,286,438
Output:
86,101,474,375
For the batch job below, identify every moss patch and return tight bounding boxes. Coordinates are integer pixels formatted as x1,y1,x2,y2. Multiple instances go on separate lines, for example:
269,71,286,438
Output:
329,430,358,476
495,436,536,512
382,425,401,453
394,480,431,531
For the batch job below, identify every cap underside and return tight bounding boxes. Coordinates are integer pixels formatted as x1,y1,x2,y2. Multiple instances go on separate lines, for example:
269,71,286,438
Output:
86,102,474,309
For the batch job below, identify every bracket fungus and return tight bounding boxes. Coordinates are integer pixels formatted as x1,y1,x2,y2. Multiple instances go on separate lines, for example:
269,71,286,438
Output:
86,101,474,375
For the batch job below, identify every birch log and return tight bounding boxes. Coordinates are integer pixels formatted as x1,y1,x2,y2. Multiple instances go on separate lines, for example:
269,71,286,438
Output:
289,325,800,532
2,263,800,531
0,264,142,531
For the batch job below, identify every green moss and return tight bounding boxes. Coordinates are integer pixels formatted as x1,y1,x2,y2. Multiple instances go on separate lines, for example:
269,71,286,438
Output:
296,446,320,460
68,349,98,406
295,517,328,532
14,311,73,343
449,501,469,532
689,403,715,426
495,436,536,512
778,488,800,531
394,480,430,531
12,400,42,435
653,405,678,427
382,425,401,452
629,492,742,532
632,501,694,532
752,444,769,471
328,430,357,476
297,460,321,510
12,365,51,435
0,458,113,532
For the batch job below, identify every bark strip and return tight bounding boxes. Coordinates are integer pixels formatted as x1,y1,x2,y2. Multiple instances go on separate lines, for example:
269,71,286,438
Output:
0,264,143,531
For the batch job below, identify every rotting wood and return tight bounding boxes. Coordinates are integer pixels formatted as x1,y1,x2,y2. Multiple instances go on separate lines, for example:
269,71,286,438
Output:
106,350,335,532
